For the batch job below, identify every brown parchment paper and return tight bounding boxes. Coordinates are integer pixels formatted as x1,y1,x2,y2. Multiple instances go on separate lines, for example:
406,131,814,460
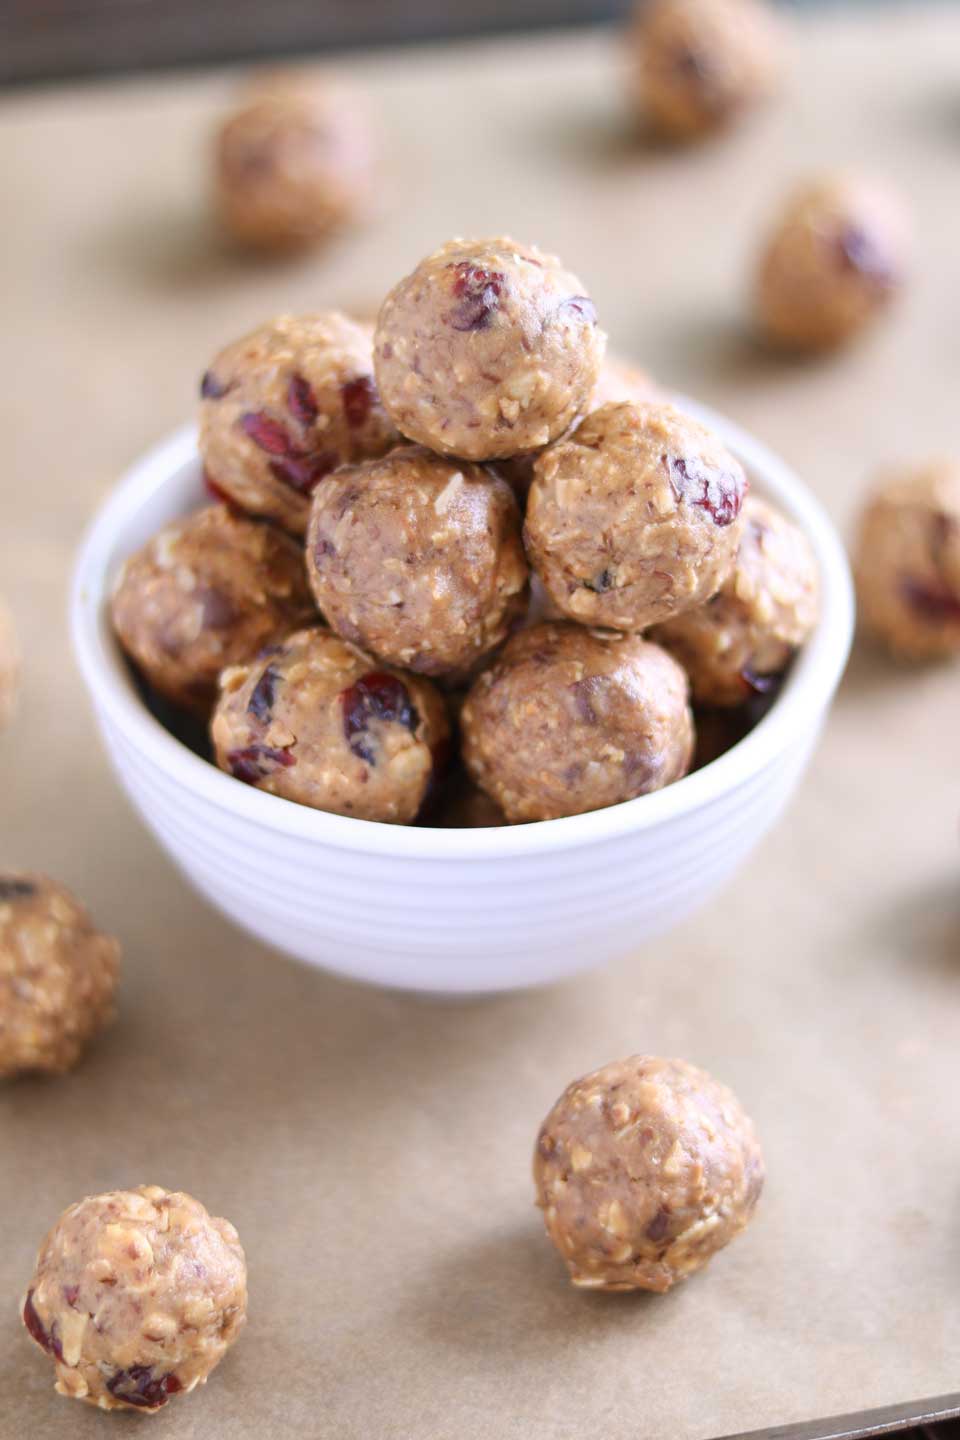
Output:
1,8,959,1437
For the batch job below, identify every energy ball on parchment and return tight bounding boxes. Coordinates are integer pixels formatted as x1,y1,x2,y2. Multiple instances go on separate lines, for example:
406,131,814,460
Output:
651,495,819,705
854,460,960,660
374,237,606,461
22,1186,246,1412
524,401,747,632
0,595,19,731
461,622,693,823
0,875,119,1079
214,70,374,251
534,1055,765,1292
111,504,315,715
212,626,449,823
306,445,528,677
199,311,401,536
755,177,909,352
628,0,783,142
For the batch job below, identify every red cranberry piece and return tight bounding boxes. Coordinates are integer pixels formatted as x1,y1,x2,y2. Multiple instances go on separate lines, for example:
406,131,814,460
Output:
269,451,339,495
227,743,296,784
240,412,295,457
247,664,281,723
900,577,960,623
646,1206,672,1242
446,261,506,332
665,454,745,527
202,472,235,508
23,1291,61,1358
340,672,421,765
287,373,319,427
837,225,895,288
200,370,229,400
341,375,374,429
106,1366,183,1410
0,877,35,900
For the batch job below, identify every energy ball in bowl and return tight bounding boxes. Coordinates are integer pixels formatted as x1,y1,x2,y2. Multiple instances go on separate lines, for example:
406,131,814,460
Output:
534,1055,764,1292
23,1186,246,1411
651,495,819,705
111,504,315,715
0,875,120,1079
214,70,374,251
629,0,783,142
755,177,908,352
0,595,19,730
374,237,605,461
212,626,449,823
525,401,747,632
199,311,401,536
306,445,528,676
854,460,960,660
461,622,693,823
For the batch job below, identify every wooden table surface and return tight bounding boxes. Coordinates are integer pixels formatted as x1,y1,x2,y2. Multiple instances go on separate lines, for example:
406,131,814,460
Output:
1,7,959,1437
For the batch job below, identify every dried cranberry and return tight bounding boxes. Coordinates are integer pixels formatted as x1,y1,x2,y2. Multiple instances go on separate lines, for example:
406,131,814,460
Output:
269,451,338,495
665,453,744,527
22,1292,61,1358
227,744,296,784
106,1366,183,1410
63,1285,80,1308
200,370,229,400
247,664,281,723
287,373,319,427
571,676,606,725
341,375,374,429
646,1206,672,1242
203,472,235,506
341,672,420,766
240,412,295,457
837,225,894,287
583,568,614,593
901,577,960,623
446,261,505,332
0,877,35,900
559,295,597,325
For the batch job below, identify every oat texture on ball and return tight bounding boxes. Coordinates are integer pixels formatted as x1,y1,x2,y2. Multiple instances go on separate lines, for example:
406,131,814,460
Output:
306,445,528,676
854,460,960,660
755,177,909,352
651,495,819,705
461,622,694,823
199,311,400,535
23,1186,246,1411
524,400,747,631
374,237,605,461
111,504,315,714
214,70,374,251
212,626,449,823
629,0,783,141
0,875,120,1079
534,1055,765,1292
0,594,19,731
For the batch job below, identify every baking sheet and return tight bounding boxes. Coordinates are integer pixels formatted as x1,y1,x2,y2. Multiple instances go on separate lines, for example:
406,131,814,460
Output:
2,7,959,1435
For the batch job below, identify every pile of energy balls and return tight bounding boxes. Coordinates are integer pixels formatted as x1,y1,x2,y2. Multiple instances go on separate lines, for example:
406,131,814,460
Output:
109,235,821,828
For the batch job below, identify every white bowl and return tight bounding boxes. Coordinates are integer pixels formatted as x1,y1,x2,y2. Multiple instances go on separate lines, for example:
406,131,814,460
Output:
71,405,853,993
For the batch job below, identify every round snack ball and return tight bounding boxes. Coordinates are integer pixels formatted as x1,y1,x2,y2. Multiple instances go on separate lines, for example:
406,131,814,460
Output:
199,311,401,536
214,70,374,251
755,177,908,352
0,594,19,731
651,496,819,705
534,1055,765,1293
23,1186,246,1411
854,460,960,660
212,626,449,823
0,874,119,1079
461,622,693,823
525,401,747,632
374,236,606,461
306,445,528,677
111,505,315,715
629,0,783,141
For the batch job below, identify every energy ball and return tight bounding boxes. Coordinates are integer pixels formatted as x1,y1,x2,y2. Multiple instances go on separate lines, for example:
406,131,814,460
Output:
629,0,783,141
0,875,119,1079
461,622,693,823
214,70,374,251
212,626,449,823
306,445,528,677
651,496,819,705
0,595,19,731
23,1186,246,1411
525,401,747,632
755,177,908,352
374,236,606,461
199,311,401,536
111,504,314,715
854,460,960,660
534,1055,765,1293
